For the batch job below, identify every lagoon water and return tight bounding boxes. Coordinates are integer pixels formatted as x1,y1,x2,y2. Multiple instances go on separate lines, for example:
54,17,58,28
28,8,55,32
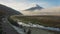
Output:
17,22,60,34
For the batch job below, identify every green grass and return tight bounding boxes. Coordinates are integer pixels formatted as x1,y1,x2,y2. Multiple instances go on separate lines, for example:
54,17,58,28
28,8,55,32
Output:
8,16,19,26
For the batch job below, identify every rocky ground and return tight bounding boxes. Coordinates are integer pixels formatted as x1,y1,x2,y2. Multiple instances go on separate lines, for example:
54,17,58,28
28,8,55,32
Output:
0,18,19,34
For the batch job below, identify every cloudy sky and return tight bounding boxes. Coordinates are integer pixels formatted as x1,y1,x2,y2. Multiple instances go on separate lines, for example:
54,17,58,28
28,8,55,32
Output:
0,0,59,11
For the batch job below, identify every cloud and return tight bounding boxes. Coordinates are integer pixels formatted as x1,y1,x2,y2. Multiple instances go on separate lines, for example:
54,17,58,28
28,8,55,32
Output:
0,0,50,11
0,0,29,10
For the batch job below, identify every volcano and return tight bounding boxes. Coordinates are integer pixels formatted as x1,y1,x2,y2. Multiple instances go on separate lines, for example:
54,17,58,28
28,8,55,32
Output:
24,4,43,11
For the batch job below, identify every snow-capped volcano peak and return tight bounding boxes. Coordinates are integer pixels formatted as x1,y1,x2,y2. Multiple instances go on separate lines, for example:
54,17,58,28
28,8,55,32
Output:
24,4,43,11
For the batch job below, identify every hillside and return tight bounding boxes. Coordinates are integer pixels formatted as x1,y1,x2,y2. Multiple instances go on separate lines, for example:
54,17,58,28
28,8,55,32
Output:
0,4,22,16
0,4,23,34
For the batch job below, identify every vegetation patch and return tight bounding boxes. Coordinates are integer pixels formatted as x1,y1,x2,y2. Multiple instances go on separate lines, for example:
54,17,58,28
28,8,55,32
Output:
10,15,60,28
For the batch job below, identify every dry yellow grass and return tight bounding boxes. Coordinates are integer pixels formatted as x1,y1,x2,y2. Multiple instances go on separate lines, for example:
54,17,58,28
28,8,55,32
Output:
11,15,60,28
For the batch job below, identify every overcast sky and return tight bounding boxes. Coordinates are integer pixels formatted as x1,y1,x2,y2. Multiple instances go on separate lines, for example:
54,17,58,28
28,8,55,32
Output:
0,0,59,11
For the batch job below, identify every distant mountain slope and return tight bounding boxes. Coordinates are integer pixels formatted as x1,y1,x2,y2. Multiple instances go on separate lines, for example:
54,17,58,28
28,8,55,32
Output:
24,4,43,11
21,7,60,15
0,4,22,16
